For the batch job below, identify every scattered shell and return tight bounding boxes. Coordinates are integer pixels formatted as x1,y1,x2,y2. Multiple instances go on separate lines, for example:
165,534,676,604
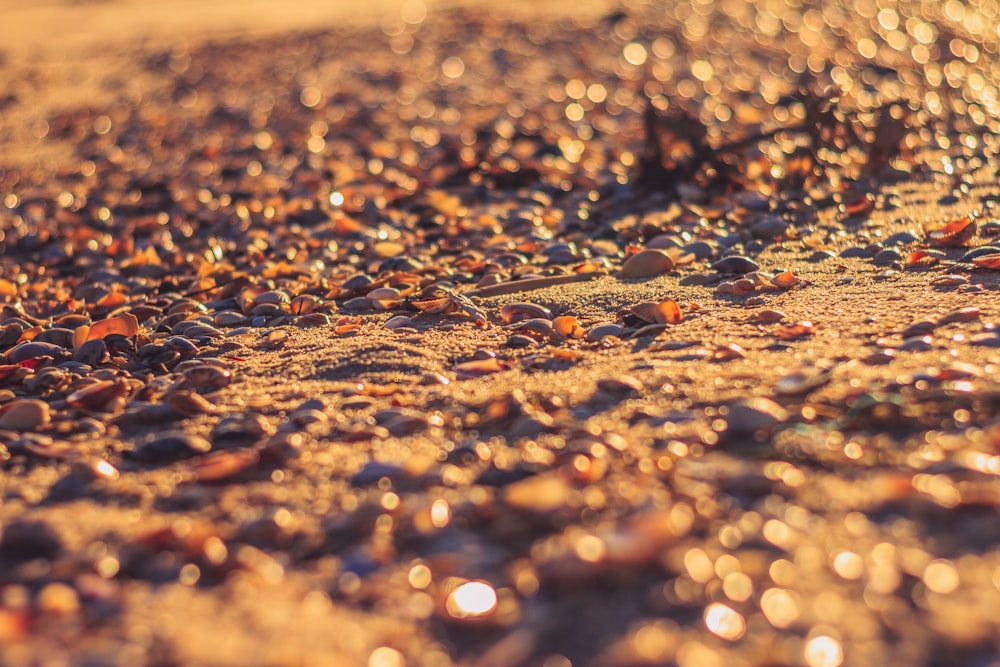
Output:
971,253,1000,270
86,314,140,342
259,329,290,349
774,321,815,340
289,295,321,315
711,256,759,274
899,335,933,352
656,298,683,324
713,343,746,360
596,375,644,395
725,397,788,436
0,399,51,430
502,472,570,512
902,320,937,338
189,449,260,483
212,412,272,447
500,302,554,324
553,315,586,339
9,341,71,364
455,358,509,379
618,249,674,279
165,390,218,415
183,365,233,391
131,432,212,462
773,271,799,288
748,309,786,324
775,369,832,396
926,216,977,247
937,307,979,326
863,348,898,365
905,250,942,267
66,379,130,412
72,339,108,365
959,246,1000,262
931,274,969,287
384,315,415,329
586,323,625,341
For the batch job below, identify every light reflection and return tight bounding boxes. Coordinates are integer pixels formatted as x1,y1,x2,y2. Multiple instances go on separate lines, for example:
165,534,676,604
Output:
446,581,498,619
704,603,746,641
804,635,844,667
760,588,800,628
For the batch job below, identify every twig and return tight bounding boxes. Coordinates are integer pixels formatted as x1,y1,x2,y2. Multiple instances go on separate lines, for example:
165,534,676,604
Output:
464,272,607,298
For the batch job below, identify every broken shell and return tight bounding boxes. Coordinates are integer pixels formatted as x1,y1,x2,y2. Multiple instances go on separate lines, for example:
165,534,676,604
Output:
500,303,554,324
618,249,674,279
926,216,977,247
553,315,586,339
0,399,51,430
87,314,139,341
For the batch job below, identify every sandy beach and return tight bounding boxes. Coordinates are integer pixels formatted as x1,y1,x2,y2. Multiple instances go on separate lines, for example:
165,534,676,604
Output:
1,0,999,665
